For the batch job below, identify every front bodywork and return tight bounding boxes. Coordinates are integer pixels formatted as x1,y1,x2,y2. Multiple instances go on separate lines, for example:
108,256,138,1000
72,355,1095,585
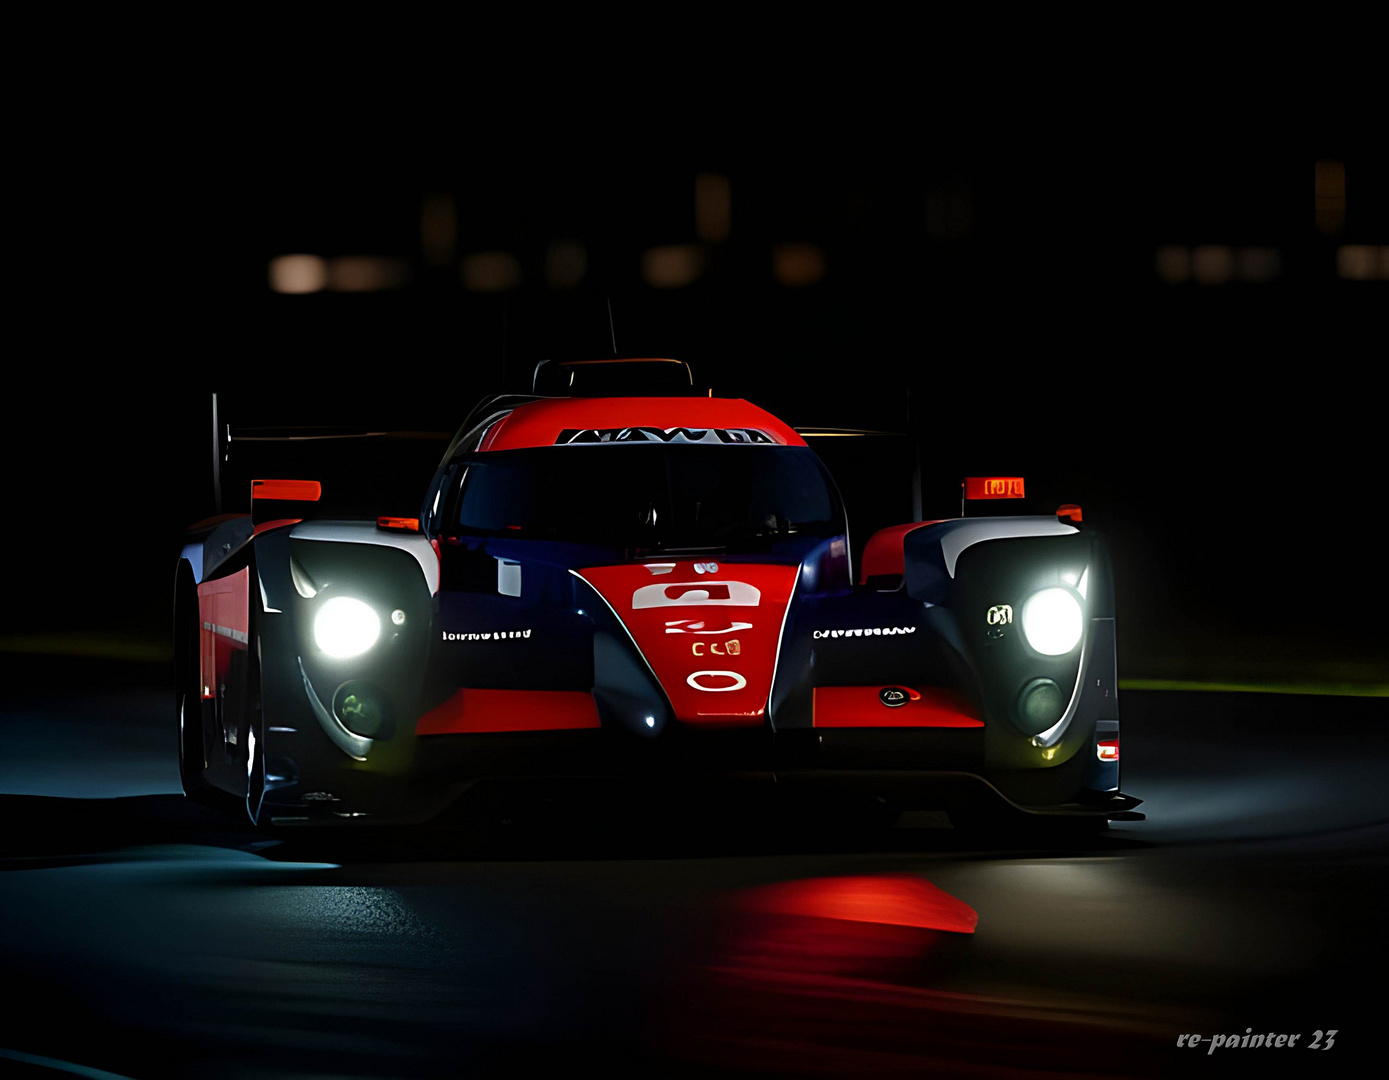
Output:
183,396,1135,825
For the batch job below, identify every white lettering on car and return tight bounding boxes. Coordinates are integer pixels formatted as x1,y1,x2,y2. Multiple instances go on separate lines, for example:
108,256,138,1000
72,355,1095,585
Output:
812,626,917,639
440,629,533,641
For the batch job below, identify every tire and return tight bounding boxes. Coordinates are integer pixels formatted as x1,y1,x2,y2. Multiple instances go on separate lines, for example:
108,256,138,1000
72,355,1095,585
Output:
217,568,266,826
174,558,215,800
245,633,267,826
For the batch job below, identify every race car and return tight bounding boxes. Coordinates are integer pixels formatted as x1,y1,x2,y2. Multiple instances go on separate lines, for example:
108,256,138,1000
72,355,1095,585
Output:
174,359,1140,829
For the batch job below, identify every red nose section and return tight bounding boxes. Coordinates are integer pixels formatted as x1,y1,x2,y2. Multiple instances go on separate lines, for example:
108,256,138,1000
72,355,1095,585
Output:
575,561,798,728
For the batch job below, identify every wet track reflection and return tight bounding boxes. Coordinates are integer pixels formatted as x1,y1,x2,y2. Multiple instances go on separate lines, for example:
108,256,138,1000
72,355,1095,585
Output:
0,676,1385,1077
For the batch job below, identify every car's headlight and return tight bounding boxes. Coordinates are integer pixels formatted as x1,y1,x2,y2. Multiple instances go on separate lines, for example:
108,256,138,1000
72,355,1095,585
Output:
1020,587,1083,656
313,596,381,658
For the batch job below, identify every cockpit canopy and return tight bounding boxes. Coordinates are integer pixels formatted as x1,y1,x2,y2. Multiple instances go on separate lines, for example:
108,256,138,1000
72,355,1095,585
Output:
452,444,845,553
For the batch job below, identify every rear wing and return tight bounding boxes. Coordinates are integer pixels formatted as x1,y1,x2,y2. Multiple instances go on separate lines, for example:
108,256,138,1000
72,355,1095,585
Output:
531,356,697,396
200,395,450,525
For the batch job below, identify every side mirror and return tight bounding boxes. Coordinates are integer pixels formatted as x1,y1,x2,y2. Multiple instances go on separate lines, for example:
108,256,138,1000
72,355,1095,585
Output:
859,522,937,589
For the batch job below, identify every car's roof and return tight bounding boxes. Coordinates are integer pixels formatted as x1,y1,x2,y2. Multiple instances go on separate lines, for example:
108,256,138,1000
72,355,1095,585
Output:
475,396,806,452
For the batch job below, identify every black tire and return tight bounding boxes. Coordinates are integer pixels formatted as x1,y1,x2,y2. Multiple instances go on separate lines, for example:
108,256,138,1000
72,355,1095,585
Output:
245,633,267,826
174,558,214,800
216,567,266,826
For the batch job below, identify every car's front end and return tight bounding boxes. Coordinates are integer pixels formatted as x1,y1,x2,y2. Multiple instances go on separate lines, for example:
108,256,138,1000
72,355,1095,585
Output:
243,395,1138,829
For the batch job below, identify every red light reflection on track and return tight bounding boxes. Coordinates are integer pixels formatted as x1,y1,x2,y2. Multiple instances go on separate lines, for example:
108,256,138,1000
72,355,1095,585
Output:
659,874,1158,1074
739,874,978,933
711,874,974,985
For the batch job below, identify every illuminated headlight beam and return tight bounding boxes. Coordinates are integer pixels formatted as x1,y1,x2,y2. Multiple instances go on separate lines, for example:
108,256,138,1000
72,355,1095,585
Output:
313,597,381,658
1020,588,1083,656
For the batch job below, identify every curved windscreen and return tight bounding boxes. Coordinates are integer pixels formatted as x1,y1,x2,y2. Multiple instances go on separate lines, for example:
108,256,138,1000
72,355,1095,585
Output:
454,445,844,551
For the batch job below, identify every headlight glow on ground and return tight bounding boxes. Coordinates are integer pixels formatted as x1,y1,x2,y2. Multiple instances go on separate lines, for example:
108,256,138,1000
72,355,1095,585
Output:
314,597,381,658
1021,588,1083,656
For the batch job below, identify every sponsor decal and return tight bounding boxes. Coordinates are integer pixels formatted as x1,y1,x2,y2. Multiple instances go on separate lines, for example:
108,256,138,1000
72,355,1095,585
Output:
879,686,911,708
632,580,761,609
692,639,741,656
813,685,980,728
693,561,719,574
576,561,796,727
812,626,917,639
202,621,249,644
687,670,748,692
440,629,532,642
965,476,1026,499
557,427,774,445
987,604,1013,625
664,619,754,634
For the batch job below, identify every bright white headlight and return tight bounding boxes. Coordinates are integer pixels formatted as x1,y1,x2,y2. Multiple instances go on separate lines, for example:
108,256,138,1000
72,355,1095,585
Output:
1021,588,1083,656
313,597,381,658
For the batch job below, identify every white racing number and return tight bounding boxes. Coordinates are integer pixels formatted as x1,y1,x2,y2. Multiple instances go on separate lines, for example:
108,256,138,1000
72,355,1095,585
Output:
686,670,748,692
632,581,761,609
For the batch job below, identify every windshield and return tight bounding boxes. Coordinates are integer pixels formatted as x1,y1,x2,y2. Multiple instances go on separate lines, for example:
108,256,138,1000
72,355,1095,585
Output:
453,445,844,551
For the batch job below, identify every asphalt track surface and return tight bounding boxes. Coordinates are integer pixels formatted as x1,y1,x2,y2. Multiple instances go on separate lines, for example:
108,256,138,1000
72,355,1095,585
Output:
1,659,1385,1078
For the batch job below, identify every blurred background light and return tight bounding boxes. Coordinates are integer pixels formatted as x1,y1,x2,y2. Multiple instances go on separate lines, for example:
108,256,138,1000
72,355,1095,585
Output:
1336,245,1386,280
545,241,587,290
772,243,827,286
695,173,732,243
1158,245,1283,284
328,257,410,292
1315,161,1346,235
1155,245,1191,283
462,252,522,292
1192,245,1235,285
642,244,705,288
268,255,328,294
420,193,458,267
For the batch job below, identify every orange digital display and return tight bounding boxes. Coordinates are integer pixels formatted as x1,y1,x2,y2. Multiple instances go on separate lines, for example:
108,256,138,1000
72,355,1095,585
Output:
963,476,1025,499
251,479,322,502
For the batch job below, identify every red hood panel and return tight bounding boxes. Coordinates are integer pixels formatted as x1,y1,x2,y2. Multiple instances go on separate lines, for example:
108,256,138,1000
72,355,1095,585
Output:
576,561,798,728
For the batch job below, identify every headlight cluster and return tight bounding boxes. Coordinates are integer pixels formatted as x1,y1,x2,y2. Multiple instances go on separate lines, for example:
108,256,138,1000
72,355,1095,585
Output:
1020,587,1083,656
313,596,381,658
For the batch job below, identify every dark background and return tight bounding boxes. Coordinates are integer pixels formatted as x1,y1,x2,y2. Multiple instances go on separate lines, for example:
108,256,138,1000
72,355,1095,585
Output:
5,149,1385,692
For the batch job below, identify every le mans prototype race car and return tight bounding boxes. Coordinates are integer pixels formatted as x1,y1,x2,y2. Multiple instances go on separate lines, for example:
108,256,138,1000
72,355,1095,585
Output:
175,359,1141,831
